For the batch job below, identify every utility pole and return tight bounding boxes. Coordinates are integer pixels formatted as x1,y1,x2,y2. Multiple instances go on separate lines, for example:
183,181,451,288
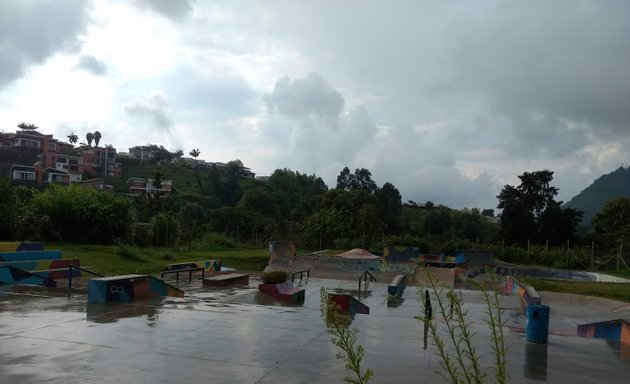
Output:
590,241,594,271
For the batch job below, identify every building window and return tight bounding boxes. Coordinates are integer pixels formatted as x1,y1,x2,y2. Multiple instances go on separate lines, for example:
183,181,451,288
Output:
48,142,56,150
13,171,35,181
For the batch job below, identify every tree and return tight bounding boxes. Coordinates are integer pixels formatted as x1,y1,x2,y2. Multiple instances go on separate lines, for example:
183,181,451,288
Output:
17,122,38,131
67,133,79,144
0,178,18,240
86,132,94,147
189,148,200,164
336,167,377,193
592,197,630,250
375,182,402,233
497,170,581,246
336,167,353,191
353,168,377,193
93,131,102,147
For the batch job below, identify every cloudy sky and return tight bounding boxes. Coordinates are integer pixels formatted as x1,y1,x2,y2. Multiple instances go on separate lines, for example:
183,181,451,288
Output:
1,0,629,210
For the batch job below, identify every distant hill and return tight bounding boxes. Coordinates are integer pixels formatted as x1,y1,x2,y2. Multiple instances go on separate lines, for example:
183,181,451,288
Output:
564,166,630,226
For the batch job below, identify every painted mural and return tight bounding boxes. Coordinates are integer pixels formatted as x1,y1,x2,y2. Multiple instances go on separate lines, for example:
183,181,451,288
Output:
164,260,222,273
504,275,541,314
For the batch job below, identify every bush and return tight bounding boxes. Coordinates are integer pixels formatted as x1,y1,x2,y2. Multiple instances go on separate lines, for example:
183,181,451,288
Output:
262,270,288,284
194,232,236,249
132,222,153,247
115,243,144,262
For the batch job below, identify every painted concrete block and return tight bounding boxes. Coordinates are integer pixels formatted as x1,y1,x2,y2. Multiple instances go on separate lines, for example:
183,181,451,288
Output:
88,274,184,304
0,250,61,262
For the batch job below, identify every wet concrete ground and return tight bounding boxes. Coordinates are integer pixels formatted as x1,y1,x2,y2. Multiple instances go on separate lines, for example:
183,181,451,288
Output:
1,275,629,383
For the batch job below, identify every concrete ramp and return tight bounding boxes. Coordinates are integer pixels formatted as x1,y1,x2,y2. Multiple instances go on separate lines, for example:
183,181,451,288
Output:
0,266,57,287
88,274,184,304
0,259,81,279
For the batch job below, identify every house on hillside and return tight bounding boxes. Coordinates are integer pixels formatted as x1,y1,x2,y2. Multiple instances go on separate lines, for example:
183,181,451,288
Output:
129,145,157,163
80,178,114,192
127,177,172,197
0,128,122,185
9,164,37,182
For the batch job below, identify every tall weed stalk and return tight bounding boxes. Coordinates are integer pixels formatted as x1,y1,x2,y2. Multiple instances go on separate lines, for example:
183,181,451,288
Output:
320,287,373,384
419,267,508,384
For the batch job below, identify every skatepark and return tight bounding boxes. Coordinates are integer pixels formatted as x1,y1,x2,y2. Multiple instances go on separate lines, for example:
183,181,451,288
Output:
1,242,630,383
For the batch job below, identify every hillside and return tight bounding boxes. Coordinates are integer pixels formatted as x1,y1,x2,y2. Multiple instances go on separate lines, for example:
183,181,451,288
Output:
105,157,204,196
564,166,630,226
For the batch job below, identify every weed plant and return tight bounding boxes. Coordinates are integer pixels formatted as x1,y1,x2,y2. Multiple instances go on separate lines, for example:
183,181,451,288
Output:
320,288,373,384
418,267,508,384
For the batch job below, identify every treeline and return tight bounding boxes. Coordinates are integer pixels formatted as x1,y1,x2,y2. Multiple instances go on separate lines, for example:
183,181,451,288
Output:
1,165,629,271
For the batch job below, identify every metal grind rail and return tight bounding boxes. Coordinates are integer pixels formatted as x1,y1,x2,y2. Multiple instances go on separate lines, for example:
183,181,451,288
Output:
358,270,377,298
161,267,205,282
68,265,104,289
291,269,310,282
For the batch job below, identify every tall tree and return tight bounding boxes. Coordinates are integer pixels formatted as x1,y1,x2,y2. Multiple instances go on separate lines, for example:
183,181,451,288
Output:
189,149,204,195
86,132,94,147
375,182,402,233
93,131,101,147
336,167,377,193
497,170,581,246
592,197,630,250
336,167,354,191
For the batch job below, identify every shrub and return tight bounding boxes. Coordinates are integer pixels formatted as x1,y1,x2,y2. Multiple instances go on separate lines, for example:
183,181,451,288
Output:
262,270,288,284
115,243,144,262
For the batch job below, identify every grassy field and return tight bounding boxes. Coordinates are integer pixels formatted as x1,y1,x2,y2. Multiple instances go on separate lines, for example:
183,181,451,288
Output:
521,276,630,303
48,242,269,276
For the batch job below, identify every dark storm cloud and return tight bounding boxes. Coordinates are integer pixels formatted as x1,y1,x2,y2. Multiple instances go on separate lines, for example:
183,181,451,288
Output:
77,55,107,76
0,0,90,88
135,0,196,21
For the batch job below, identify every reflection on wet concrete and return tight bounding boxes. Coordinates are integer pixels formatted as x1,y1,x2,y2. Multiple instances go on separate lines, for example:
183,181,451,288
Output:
387,296,404,308
524,342,548,381
86,298,164,324
2,277,630,383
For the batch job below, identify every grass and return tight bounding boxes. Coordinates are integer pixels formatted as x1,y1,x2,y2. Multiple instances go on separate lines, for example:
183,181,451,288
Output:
521,276,630,303
47,242,269,276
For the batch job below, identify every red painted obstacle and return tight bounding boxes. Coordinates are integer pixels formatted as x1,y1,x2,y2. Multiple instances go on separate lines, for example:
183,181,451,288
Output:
329,293,370,316
258,281,305,303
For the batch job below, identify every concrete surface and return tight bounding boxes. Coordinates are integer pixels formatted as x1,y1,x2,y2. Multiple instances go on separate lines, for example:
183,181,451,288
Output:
1,275,630,383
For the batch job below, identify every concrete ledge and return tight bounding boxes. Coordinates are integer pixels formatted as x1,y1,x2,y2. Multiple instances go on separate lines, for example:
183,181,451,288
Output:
505,275,541,314
165,260,222,273
203,273,249,287
259,281,305,303
388,274,407,297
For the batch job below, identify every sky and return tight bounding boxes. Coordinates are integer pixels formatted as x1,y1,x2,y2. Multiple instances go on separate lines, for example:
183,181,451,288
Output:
1,0,629,210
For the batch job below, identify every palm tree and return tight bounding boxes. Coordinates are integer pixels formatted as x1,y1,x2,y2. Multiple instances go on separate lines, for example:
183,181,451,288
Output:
67,133,79,144
86,132,94,147
188,149,204,194
189,149,200,165
93,131,102,147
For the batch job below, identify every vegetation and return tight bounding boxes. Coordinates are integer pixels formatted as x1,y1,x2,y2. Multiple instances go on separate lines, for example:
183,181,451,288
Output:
497,170,582,247
419,268,507,384
48,242,269,276
261,270,288,284
320,287,373,384
521,277,630,303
